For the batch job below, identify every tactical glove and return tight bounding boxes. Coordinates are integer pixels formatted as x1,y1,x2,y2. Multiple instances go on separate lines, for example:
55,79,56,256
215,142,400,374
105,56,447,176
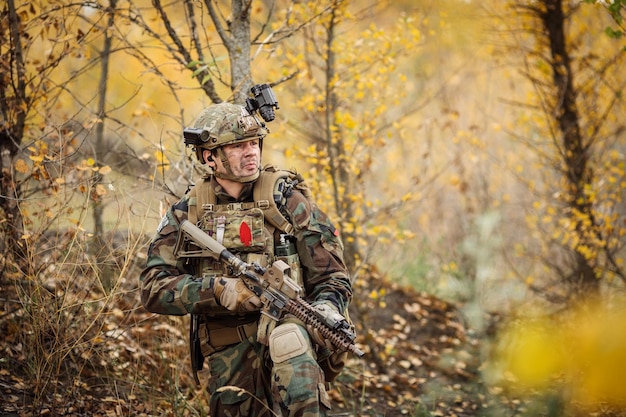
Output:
213,277,262,313
306,302,341,350
307,301,351,382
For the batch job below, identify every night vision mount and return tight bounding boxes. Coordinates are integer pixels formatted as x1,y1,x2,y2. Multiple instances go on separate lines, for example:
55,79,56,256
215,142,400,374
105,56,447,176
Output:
245,83,279,123
183,83,279,149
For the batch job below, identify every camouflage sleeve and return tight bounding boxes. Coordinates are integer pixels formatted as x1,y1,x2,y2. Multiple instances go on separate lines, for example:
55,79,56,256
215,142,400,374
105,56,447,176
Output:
139,196,221,316
285,190,352,314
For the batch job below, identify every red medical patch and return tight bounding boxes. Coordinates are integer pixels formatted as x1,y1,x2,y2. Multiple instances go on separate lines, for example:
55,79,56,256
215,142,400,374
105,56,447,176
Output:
240,221,252,247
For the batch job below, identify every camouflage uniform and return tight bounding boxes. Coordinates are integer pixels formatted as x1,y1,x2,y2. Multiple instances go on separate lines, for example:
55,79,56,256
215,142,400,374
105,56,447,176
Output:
140,173,352,416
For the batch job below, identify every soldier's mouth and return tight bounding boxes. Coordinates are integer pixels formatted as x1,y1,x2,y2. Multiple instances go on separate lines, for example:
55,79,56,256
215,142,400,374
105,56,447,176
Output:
241,160,258,170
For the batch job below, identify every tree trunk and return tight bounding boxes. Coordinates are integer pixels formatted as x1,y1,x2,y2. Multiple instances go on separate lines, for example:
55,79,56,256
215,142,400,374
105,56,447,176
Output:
228,0,253,102
540,0,598,298
323,6,358,273
0,135,25,263
93,0,116,240
92,0,117,292
1,0,29,272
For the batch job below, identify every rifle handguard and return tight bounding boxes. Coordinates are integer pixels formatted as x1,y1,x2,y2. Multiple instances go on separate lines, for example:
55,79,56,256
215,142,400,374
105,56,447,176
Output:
287,298,364,358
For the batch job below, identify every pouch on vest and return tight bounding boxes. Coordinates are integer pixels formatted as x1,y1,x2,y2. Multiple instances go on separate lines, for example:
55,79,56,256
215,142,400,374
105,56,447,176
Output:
275,233,302,287
198,207,267,253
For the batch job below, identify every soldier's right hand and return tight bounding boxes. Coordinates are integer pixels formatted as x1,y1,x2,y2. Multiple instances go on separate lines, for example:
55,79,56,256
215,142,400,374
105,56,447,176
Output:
213,277,262,313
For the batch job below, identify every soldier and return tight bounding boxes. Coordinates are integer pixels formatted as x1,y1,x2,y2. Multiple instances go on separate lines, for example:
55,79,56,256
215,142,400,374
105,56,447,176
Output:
140,99,353,417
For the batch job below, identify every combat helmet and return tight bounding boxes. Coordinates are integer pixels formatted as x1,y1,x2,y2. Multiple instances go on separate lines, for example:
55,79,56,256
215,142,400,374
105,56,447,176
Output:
184,102,268,183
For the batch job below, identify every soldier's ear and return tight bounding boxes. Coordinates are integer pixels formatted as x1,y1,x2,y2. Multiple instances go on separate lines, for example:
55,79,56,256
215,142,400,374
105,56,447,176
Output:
203,149,215,166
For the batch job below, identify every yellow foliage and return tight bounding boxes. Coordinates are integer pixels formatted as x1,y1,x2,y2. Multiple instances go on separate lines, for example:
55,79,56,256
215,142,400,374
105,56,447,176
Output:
441,261,458,273
401,229,416,239
154,150,170,169
494,299,626,407
498,321,563,388
15,159,29,174
273,3,427,261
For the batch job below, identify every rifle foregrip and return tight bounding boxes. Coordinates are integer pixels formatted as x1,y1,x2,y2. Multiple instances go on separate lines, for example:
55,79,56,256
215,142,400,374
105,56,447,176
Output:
287,299,364,358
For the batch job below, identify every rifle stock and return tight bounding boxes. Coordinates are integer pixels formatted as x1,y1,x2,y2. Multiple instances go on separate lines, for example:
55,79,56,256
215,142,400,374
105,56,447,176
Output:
179,220,364,358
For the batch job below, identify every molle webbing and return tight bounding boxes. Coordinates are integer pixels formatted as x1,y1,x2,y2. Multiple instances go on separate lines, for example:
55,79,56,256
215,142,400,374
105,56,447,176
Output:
187,166,309,235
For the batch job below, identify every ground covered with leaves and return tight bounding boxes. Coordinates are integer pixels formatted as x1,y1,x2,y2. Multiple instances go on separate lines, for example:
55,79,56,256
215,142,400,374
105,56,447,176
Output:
0,245,534,417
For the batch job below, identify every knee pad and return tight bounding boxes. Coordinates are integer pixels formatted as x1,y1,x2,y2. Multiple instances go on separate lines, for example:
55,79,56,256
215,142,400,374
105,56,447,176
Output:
269,322,309,364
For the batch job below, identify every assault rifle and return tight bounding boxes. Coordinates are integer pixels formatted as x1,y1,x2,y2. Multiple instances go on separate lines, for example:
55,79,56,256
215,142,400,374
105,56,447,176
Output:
179,219,364,359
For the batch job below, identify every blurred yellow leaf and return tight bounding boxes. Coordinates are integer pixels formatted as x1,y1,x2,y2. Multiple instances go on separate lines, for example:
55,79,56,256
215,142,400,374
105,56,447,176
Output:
15,159,29,173
495,299,626,406
98,165,112,175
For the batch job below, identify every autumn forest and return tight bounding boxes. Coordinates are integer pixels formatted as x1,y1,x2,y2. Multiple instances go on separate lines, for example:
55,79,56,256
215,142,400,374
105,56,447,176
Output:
2,0,626,416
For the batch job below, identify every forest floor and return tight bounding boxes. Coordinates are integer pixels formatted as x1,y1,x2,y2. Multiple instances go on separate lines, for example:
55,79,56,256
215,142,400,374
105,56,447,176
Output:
0,255,559,417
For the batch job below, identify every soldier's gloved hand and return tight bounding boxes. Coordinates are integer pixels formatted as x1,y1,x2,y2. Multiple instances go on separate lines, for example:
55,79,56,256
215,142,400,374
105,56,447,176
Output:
213,277,262,313
306,301,342,350
307,301,351,383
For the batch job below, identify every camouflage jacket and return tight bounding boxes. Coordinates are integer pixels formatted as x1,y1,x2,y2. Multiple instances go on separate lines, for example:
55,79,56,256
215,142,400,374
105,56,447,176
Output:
139,176,352,323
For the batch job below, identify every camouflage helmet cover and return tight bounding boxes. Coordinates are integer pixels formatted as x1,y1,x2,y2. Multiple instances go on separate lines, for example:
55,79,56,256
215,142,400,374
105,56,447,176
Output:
193,102,268,153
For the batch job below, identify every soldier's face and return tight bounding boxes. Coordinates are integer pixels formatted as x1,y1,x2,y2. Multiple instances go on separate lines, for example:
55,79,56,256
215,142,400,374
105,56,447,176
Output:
213,140,261,178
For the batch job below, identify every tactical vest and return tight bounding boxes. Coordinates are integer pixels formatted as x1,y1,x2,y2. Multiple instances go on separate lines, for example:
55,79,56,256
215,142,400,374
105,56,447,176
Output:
185,165,313,288
182,166,318,377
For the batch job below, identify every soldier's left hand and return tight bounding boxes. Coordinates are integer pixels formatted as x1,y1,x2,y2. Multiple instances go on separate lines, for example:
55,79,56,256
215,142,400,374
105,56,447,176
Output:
306,301,341,350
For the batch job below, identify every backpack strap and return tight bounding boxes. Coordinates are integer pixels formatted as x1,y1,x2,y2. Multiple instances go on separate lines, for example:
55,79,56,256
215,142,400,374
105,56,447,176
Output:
254,165,294,234
187,177,215,224
254,164,318,235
